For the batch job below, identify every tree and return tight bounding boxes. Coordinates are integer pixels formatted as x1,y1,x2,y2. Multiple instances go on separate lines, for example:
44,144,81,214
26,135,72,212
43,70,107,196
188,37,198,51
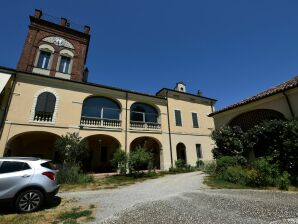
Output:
128,147,153,174
211,126,245,158
111,149,128,175
54,132,89,166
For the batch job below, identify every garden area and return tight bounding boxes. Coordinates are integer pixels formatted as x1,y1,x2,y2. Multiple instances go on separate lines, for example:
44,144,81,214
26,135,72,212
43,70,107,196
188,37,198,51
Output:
53,133,200,192
204,119,298,191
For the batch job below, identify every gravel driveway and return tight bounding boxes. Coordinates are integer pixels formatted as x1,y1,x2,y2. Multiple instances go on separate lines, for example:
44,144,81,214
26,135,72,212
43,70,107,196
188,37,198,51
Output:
60,172,298,224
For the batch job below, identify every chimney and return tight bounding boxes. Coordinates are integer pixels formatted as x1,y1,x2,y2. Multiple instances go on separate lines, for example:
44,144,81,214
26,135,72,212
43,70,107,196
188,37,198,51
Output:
197,90,202,96
60,17,68,27
83,67,89,82
174,82,186,92
34,9,42,19
84,25,90,34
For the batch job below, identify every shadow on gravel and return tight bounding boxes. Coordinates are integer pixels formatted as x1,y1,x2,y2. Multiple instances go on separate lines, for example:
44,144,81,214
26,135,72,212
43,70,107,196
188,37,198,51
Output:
0,196,62,215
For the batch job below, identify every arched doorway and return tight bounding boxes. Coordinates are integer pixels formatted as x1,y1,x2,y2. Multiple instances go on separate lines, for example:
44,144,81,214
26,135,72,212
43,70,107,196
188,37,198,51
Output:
229,109,285,130
176,143,187,163
83,134,121,172
130,137,161,169
5,131,60,160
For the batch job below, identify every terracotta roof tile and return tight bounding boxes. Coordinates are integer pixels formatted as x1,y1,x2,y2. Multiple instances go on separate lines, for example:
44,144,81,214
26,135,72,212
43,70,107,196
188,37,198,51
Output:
210,76,298,116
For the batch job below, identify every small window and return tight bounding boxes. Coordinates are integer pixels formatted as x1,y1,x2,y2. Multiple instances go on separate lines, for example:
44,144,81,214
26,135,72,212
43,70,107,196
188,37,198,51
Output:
0,161,31,174
192,112,199,128
175,110,182,126
59,56,71,74
37,51,51,69
196,144,202,159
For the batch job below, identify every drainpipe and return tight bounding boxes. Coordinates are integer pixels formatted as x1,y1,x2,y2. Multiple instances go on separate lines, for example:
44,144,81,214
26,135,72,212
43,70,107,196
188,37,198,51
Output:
0,72,17,139
125,92,128,153
166,91,173,167
282,91,295,119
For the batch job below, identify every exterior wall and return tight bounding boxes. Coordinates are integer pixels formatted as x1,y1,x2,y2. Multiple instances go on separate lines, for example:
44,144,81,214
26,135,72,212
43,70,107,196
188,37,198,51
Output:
0,72,174,169
0,71,216,170
167,96,215,165
171,134,215,166
212,88,298,128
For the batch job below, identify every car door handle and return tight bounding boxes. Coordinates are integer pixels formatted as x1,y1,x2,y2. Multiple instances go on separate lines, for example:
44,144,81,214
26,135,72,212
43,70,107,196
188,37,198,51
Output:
22,174,31,178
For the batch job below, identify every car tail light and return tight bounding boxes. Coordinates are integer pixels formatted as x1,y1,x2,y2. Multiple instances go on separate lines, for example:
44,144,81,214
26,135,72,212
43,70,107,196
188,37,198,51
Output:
42,171,56,181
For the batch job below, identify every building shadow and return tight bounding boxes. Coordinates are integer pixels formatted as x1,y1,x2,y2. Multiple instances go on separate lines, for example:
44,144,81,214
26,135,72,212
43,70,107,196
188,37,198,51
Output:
0,196,62,215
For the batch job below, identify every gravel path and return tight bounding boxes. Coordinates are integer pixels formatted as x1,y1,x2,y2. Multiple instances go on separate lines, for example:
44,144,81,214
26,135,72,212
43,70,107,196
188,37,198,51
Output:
60,172,298,224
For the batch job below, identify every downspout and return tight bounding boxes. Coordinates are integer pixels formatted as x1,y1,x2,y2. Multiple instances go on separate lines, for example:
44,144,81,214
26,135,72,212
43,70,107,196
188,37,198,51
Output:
0,72,17,139
166,91,173,167
282,91,295,119
125,92,128,153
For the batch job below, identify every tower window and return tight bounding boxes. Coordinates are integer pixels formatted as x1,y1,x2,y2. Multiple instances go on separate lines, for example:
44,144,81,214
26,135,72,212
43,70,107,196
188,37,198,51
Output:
37,51,51,69
59,56,71,74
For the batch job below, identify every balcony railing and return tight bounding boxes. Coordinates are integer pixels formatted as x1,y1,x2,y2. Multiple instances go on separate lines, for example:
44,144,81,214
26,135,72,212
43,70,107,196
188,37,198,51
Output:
34,112,53,122
130,121,161,130
80,116,121,128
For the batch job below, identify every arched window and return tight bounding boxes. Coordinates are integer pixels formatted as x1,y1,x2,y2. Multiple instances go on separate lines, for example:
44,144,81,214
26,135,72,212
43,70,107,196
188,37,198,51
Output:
82,97,121,120
130,103,159,123
34,92,56,122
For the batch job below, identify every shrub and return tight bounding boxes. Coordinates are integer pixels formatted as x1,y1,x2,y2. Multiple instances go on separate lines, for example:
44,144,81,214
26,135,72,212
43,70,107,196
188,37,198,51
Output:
111,149,128,175
252,157,280,186
55,132,89,166
216,156,238,174
203,161,217,176
175,159,186,169
277,172,290,191
219,166,247,185
57,164,94,184
211,119,298,180
128,147,153,174
196,160,205,169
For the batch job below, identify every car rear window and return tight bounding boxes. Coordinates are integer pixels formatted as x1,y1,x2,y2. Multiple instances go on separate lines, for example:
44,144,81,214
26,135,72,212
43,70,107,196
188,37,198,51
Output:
0,161,31,174
41,161,56,170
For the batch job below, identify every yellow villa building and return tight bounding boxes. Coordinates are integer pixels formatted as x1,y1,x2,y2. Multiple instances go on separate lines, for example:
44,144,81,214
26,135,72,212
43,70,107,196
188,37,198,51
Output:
0,10,216,172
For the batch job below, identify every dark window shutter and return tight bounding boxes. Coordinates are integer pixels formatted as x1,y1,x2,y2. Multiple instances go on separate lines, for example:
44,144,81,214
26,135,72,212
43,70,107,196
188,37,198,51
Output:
35,92,56,114
175,110,182,126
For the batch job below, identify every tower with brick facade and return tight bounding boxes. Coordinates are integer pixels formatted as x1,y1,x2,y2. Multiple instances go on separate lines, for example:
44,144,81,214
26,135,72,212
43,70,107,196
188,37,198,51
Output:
17,9,90,82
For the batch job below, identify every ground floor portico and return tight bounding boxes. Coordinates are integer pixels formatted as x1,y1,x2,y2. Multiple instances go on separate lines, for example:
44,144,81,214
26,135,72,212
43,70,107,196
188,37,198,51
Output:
0,123,175,172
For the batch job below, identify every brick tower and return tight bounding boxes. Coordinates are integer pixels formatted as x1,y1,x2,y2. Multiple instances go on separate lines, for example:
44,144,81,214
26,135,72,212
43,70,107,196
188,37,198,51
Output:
17,9,90,82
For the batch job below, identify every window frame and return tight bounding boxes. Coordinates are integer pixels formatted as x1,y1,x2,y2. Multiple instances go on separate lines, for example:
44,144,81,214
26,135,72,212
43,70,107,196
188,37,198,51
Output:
191,112,199,128
58,56,71,74
30,88,59,124
130,103,159,123
34,44,55,70
56,49,74,75
174,109,183,126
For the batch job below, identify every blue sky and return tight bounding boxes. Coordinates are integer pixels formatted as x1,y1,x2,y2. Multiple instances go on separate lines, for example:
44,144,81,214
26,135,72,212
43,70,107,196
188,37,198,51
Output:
0,0,297,109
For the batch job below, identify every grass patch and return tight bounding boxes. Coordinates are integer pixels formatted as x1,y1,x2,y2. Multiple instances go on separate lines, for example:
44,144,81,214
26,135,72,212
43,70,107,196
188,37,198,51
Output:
204,176,298,192
54,207,94,224
0,199,95,224
59,171,170,192
204,176,249,189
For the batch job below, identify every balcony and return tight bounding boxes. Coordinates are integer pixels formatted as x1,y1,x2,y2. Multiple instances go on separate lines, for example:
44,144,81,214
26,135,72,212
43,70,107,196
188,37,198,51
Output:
34,111,53,123
130,121,161,130
81,116,121,128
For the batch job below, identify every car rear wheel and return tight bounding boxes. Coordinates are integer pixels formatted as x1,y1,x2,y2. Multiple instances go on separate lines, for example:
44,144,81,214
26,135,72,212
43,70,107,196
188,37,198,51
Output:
15,189,44,213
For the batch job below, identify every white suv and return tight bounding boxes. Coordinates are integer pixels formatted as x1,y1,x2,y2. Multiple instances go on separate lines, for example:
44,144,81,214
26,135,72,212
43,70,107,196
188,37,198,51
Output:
0,157,59,213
